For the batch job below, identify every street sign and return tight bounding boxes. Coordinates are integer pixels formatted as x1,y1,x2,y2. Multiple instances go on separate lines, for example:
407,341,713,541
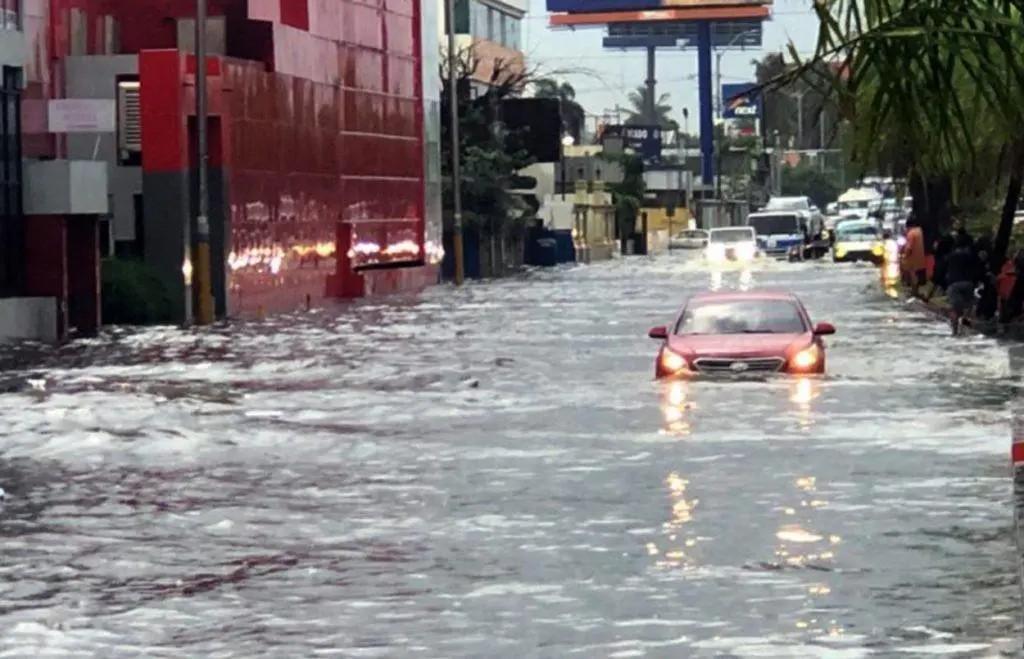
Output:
722,83,762,120
48,99,116,133
600,124,662,160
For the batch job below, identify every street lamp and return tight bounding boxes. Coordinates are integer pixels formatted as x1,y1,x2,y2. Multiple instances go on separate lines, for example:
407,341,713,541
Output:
786,90,808,150
714,29,757,202
561,134,575,201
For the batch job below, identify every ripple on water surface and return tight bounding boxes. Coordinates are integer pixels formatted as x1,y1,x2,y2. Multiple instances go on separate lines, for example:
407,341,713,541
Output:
0,256,1018,656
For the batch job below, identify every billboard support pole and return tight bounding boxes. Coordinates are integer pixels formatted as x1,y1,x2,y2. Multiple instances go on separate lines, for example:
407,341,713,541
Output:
645,46,656,123
697,21,714,188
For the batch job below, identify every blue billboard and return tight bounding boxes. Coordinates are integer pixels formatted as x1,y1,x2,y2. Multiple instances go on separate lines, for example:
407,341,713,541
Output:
722,83,762,120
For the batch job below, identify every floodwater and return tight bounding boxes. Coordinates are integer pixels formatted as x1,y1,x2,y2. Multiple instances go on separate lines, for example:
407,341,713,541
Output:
0,256,1020,657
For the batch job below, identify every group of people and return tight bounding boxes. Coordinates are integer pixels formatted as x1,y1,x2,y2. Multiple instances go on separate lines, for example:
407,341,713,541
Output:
898,216,1024,333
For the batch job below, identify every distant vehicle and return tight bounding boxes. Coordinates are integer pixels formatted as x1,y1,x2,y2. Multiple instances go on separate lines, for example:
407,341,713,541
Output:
706,227,758,262
765,196,811,212
833,219,884,263
669,229,709,250
648,291,836,378
748,212,806,257
765,196,824,235
836,187,884,222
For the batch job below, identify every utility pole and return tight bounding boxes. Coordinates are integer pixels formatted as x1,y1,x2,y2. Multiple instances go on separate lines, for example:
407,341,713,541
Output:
788,90,807,150
193,0,214,324
445,0,465,285
645,46,656,124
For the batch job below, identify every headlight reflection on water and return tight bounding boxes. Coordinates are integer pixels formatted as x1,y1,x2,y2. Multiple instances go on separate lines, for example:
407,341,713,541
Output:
660,381,693,437
653,471,700,569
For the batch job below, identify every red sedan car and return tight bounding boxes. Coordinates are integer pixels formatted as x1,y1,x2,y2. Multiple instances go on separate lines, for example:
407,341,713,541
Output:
649,291,835,378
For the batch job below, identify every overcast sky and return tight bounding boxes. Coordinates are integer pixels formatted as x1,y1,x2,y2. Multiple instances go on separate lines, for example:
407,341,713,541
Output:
522,0,820,127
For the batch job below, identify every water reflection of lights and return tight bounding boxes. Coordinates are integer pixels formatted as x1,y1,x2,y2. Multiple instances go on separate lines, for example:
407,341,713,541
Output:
660,381,693,436
789,377,818,428
790,378,817,406
739,268,753,290
655,471,700,568
776,525,824,544
795,476,816,491
667,381,686,406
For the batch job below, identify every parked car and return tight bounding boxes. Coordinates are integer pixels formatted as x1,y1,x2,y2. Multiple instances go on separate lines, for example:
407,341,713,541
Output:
648,291,836,378
706,227,758,263
669,229,709,250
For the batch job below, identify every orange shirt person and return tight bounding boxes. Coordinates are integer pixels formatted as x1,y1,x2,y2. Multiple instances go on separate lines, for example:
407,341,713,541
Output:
900,218,927,294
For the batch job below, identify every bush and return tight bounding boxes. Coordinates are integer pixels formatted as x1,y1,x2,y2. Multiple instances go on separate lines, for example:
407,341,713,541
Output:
101,258,174,325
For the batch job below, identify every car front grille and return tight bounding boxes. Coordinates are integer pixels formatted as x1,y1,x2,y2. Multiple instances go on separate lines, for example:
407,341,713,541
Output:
693,357,786,374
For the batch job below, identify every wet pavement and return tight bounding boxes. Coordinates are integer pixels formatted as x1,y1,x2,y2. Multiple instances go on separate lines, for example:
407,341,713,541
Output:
0,256,1020,656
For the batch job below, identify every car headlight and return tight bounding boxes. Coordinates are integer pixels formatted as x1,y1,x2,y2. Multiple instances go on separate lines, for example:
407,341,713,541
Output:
707,244,726,260
660,348,689,374
835,247,847,259
736,242,757,260
872,244,884,256
791,344,820,371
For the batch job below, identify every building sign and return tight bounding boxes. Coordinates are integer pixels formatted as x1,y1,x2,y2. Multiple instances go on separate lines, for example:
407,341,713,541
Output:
48,99,116,133
722,83,762,120
601,124,662,160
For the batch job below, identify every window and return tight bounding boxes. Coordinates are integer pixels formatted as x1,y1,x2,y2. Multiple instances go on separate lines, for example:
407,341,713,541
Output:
507,16,520,50
499,12,507,46
471,1,487,41
1,0,18,30
677,300,807,336
116,78,141,166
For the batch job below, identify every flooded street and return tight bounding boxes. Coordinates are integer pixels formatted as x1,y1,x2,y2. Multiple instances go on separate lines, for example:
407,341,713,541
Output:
0,256,1020,656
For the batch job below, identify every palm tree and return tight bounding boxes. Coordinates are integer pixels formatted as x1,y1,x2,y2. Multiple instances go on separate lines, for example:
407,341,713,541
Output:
625,86,678,130
533,78,585,142
784,0,1024,269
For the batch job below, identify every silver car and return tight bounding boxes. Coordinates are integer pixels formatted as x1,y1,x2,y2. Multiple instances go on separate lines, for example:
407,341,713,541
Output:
669,229,709,250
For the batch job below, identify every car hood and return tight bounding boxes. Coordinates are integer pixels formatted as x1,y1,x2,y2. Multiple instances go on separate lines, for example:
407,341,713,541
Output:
668,333,811,358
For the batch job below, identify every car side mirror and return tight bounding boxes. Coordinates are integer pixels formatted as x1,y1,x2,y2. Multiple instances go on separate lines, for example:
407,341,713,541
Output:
648,325,669,340
813,322,836,336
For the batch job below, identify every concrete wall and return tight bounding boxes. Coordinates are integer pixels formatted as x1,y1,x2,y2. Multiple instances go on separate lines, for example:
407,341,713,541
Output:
24,160,108,215
0,298,59,343
64,55,142,243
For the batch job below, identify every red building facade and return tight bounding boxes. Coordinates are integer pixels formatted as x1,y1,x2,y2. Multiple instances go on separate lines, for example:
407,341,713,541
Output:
21,0,440,322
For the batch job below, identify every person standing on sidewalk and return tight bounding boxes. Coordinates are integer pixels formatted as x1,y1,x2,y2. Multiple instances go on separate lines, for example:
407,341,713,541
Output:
900,216,928,296
945,232,981,335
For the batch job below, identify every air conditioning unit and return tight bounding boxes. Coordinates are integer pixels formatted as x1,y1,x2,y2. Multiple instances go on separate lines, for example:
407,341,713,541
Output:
117,80,141,165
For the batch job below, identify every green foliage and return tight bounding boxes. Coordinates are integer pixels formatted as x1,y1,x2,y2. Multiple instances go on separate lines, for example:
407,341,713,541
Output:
774,0,1024,266
625,86,679,131
533,78,585,142
781,164,841,209
440,52,536,236
101,258,173,325
602,152,646,234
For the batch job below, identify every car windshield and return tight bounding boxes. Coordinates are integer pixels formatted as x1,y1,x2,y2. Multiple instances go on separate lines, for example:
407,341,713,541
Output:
677,300,807,335
766,198,809,211
676,231,707,239
749,215,801,236
838,200,871,210
837,223,879,239
709,228,754,243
